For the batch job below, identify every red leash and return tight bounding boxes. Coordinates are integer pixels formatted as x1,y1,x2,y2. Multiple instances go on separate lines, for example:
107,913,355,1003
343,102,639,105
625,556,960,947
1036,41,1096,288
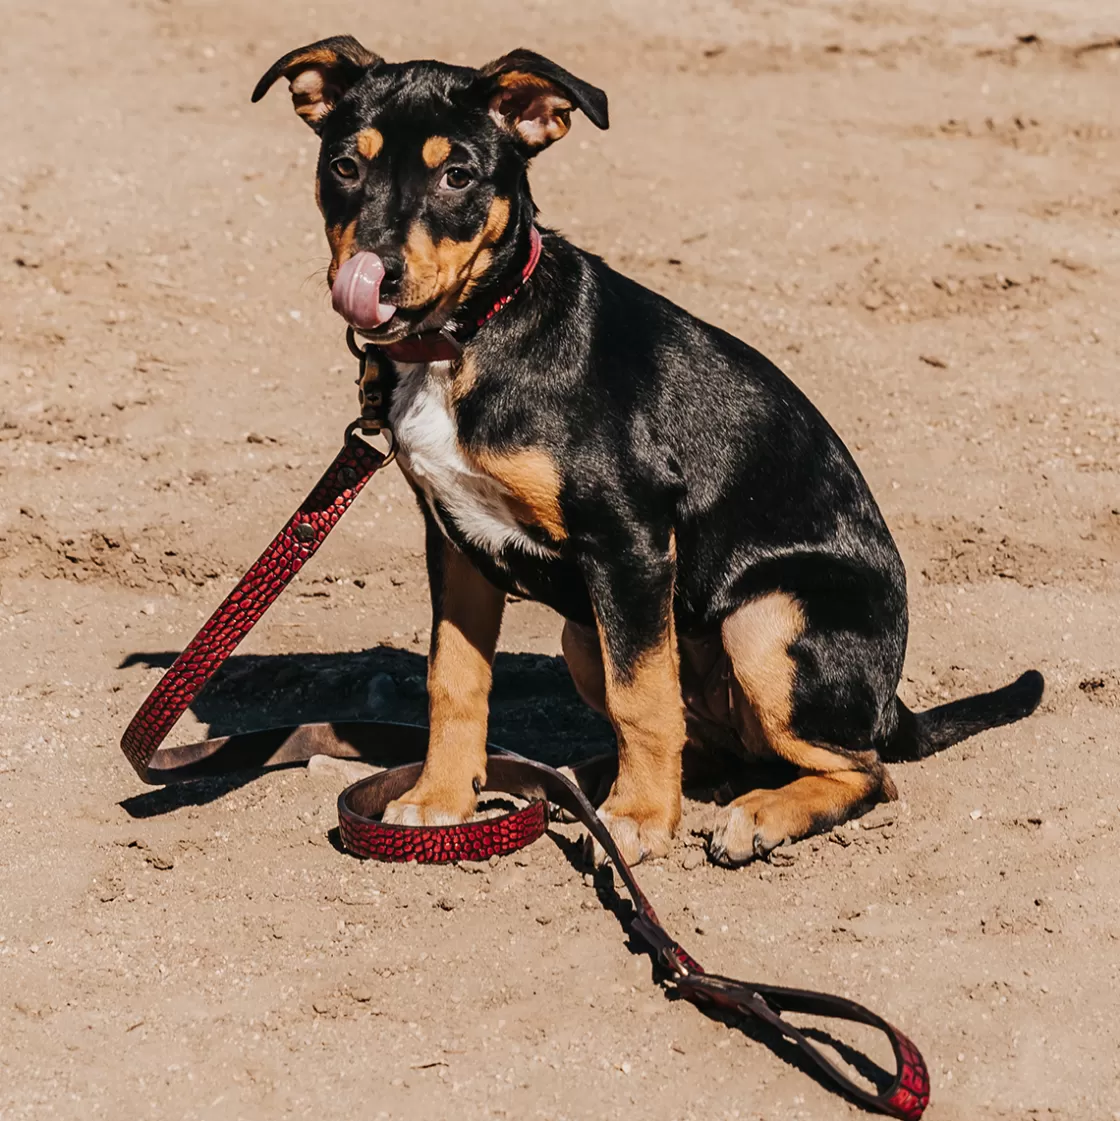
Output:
120,424,930,1120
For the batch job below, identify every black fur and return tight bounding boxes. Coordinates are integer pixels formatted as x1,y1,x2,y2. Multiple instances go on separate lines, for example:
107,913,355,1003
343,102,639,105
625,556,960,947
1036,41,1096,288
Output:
884,670,1045,761
255,40,1044,765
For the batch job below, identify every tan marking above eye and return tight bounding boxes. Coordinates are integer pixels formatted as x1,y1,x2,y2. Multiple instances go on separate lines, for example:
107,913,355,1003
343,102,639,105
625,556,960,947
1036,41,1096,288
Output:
421,135,453,168
356,127,383,160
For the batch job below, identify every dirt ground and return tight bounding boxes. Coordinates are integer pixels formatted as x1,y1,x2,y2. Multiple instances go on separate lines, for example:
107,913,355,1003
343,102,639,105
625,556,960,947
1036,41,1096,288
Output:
2,0,1119,1118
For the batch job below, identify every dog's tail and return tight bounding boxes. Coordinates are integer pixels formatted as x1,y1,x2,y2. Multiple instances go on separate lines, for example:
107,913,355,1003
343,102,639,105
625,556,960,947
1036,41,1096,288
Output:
881,669,1044,762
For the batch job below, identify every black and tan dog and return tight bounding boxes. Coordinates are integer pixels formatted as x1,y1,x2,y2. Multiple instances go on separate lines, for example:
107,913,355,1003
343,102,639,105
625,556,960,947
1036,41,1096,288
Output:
253,36,1044,866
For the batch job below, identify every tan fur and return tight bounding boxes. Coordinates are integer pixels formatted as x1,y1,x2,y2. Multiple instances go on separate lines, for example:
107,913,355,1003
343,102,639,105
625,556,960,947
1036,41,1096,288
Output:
450,352,481,403
326,219,358,284
421,135,452,168
495,70,557,92
712,592,893,859
382,542,506,824
291,46,349,68
470,448,566,541
400,196,510,310
356,127,383,161
722,592,845,772
289,68,334,125
285,49,354,125
489,72,573,149
275,42,378,126
593,610,686,860
727,771,881,844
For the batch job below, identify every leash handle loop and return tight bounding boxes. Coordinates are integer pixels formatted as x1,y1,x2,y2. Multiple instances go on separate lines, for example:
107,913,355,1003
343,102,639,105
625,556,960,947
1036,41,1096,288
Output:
672,972,929,1120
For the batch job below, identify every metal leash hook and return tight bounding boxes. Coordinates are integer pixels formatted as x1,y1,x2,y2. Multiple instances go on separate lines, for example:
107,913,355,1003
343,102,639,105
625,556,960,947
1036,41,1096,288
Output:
345,326,396,466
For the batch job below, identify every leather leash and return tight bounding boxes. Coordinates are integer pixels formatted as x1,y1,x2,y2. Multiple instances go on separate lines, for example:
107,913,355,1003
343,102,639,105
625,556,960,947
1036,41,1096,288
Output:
120,425,930,1120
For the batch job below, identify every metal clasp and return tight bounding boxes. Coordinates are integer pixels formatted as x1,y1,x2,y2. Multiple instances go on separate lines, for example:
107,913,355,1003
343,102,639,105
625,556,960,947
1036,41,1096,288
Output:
346,327,396,466
346,326,391,436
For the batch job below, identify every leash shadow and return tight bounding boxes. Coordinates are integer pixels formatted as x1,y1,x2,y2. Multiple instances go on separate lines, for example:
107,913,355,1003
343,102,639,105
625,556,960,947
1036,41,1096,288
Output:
117,644,613,818
546,833,896,1113
663,987,898,1108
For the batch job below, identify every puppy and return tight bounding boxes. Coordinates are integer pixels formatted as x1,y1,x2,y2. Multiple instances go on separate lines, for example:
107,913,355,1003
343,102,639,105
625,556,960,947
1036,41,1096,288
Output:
253,37,1043,865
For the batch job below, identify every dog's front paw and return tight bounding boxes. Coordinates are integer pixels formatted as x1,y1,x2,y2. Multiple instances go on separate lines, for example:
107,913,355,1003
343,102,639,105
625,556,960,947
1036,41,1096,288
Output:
381,783,476,827
585,795,677,867
707,789,794,866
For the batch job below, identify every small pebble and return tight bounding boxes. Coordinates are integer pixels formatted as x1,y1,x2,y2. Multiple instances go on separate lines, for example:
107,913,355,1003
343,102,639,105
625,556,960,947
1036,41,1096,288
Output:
681,850,705,871
437,897,456,911
535,914,552,925
970,809,983,820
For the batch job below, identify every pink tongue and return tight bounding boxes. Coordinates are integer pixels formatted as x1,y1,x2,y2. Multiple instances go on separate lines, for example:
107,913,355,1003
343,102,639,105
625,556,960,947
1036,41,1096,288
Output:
331,251,397,329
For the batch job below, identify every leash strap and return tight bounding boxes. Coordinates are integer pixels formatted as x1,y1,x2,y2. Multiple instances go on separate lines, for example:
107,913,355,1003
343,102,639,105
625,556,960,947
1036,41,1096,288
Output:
119,430,929,1120
120,425,387,780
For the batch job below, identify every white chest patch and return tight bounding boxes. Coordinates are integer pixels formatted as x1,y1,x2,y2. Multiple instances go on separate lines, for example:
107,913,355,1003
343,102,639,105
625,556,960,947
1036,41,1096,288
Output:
388,362,557,561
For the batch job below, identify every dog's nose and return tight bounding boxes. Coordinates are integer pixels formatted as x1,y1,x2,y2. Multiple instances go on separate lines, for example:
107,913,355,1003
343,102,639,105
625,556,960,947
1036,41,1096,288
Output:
377,253,405,299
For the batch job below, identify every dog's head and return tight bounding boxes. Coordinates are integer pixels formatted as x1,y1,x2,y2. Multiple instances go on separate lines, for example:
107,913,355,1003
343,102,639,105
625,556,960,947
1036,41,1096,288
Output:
253,36,608,340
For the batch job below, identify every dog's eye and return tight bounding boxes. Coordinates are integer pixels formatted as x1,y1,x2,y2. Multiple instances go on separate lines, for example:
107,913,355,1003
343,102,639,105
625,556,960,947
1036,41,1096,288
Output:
441,167,473,190
331,157,360,181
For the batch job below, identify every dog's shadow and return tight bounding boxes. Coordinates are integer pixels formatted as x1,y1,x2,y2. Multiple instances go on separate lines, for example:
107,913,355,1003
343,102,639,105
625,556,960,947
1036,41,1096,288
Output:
118,644,615,817
117,645,900,1112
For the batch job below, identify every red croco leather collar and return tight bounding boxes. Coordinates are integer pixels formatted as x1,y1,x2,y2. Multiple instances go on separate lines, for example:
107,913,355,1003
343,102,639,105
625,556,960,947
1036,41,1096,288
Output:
377,224,544,365
119,424,929,1121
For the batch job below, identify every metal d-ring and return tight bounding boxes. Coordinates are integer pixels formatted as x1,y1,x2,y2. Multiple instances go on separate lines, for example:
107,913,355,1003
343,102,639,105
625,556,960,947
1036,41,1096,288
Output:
345,326,366,362
344,418,397,468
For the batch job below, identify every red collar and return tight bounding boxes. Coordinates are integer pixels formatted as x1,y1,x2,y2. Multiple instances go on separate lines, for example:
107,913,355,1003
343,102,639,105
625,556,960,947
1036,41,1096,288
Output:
382,225,543,364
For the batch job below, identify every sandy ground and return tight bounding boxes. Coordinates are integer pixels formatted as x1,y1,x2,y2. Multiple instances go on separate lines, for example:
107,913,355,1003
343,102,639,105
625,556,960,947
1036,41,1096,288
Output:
2,1,1119,1118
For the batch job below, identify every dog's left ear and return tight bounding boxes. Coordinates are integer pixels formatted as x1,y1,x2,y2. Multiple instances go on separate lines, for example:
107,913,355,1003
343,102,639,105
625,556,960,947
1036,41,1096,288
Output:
480,49,608,152
251,35,381,131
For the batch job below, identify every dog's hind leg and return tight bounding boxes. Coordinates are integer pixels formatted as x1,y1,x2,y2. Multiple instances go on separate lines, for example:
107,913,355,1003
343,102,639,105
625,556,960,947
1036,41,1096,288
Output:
708,592,894,866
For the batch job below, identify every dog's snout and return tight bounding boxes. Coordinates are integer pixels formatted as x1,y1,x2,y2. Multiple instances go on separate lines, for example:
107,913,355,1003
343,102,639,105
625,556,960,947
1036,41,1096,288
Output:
376,253,405,299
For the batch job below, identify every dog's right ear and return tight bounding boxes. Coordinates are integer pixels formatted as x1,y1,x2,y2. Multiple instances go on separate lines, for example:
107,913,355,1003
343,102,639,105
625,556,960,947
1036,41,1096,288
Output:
251,35,381,131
